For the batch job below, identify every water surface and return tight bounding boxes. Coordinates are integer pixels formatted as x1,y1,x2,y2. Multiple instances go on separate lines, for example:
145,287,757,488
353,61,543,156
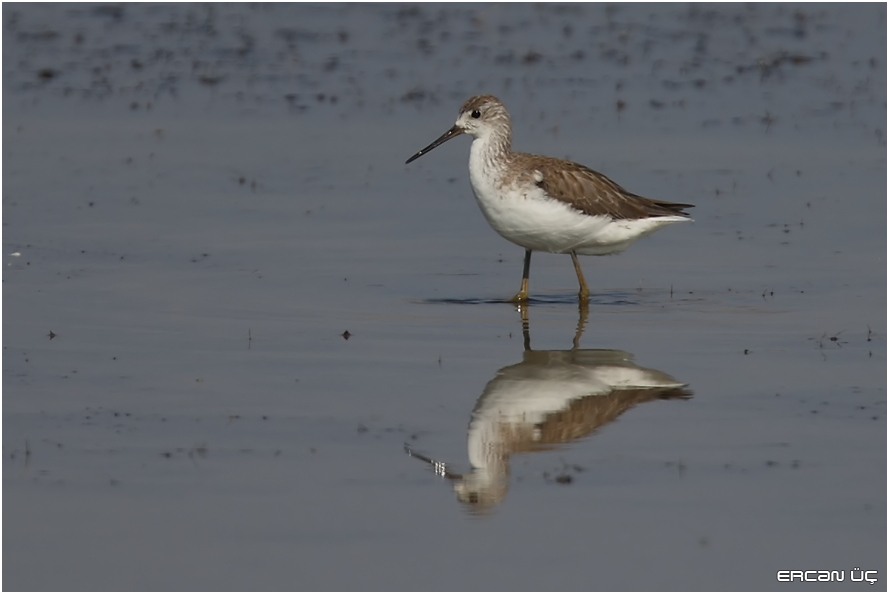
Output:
3,3,885,590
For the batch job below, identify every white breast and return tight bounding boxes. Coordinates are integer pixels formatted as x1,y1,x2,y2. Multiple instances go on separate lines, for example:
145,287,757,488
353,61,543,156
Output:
467,139,688,255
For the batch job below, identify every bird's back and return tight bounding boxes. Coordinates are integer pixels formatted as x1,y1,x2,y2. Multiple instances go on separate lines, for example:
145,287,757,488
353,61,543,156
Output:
514,152,694,221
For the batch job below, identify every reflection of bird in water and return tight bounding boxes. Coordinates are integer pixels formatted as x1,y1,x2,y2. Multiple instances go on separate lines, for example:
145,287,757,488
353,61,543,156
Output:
406,309,691,512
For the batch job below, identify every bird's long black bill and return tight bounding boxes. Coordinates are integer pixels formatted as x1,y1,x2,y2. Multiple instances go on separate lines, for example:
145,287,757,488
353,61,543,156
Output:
403,443,463,480
405,125,464,164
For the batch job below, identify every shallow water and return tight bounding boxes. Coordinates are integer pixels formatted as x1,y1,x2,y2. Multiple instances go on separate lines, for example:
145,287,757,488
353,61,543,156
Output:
3,3,886,590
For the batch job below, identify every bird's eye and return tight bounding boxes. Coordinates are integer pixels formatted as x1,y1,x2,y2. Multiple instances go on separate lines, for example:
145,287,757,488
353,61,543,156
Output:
471,110,481,119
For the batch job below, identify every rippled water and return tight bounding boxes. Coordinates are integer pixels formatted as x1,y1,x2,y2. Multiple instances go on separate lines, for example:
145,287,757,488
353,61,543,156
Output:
4,3,885,590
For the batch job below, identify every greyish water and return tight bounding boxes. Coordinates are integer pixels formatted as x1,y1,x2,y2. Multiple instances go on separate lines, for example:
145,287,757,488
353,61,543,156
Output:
3,3,885,591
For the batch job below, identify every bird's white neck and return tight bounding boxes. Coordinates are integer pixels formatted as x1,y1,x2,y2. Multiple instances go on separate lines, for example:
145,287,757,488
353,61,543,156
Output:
468,127,512,189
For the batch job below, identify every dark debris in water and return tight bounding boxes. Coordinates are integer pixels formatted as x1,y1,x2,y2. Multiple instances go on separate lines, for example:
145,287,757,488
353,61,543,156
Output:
543,461,585,485
37,68,58,81
2,3,880,131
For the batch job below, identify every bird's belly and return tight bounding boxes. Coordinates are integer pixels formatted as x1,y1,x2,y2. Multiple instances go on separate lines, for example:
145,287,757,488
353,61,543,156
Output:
471,184,687,255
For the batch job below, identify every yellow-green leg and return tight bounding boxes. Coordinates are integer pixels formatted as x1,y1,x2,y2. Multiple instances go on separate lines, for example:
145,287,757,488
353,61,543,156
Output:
509,249,532,302
572,300,589,349
570,251,590,303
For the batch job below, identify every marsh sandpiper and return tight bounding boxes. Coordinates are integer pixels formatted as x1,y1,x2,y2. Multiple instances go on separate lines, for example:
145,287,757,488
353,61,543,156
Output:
405,94,694,303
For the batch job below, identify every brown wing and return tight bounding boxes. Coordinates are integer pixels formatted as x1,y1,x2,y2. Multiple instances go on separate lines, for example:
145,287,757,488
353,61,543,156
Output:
526,155,694,220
